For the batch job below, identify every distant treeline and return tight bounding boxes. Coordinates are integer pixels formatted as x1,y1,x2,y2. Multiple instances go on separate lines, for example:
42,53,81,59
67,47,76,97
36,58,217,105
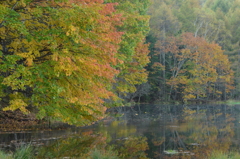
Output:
144,0,240,102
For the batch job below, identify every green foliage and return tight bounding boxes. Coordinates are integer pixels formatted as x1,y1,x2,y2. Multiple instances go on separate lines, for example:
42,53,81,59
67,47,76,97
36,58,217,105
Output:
88,147,119,159
0,145,33,159
211,0,234,13
0,151,12,159
208,151,240,159
13,145,34,159
108,0,150,102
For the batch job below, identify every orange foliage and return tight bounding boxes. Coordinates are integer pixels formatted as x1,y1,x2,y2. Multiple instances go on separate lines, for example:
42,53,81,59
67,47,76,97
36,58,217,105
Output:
155,33,234,100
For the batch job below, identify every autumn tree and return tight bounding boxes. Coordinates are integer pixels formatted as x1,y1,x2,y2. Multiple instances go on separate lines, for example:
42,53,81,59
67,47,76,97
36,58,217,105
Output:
0,0,125,125
104,0,150,104
154,33,233,101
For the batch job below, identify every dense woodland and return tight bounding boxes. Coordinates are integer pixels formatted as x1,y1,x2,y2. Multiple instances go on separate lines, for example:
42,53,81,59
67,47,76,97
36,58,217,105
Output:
146,0,239,102
0,0,239,126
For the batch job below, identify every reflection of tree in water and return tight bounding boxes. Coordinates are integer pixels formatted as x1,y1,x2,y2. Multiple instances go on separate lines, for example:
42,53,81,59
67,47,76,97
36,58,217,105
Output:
116,136,149,159
98,120,149,159
147,105,235,159
36,130,108,158
34,105,238,159
180,106,235,159
36,120,150,159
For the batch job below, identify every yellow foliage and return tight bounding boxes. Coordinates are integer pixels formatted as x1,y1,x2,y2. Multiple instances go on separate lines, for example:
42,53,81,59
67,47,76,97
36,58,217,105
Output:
3,99,29,114
184,94,196,100
159,33,234,101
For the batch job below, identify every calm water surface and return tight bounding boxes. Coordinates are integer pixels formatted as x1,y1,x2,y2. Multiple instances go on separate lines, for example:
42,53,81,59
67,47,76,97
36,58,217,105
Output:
1,104,240,158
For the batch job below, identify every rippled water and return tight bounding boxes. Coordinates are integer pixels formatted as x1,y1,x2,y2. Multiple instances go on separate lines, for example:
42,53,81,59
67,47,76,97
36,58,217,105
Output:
1,104,240,158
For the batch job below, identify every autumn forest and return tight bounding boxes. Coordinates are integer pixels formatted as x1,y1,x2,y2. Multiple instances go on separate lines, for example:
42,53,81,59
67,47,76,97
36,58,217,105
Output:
0,0,240,126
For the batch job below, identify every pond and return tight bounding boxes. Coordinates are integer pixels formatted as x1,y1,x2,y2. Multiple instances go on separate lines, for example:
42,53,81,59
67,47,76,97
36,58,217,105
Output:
0,104,240,158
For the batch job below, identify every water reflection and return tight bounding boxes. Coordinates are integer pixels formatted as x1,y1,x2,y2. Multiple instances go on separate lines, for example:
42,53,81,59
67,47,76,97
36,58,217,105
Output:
179,107,235,158
36,126,149,158
0,104,240,158
36,130,108,158
151,105,236,159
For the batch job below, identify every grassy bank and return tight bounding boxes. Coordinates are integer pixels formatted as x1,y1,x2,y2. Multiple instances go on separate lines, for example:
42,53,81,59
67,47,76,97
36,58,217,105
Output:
208,151,240,159
0,145,119,159
0,144,34,159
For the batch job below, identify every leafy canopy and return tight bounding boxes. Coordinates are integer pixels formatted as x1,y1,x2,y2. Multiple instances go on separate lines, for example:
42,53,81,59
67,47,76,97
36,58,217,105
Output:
0,0,125,125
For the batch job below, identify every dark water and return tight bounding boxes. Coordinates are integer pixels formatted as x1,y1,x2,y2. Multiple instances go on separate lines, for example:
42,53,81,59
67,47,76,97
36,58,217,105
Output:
1,104,240,158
